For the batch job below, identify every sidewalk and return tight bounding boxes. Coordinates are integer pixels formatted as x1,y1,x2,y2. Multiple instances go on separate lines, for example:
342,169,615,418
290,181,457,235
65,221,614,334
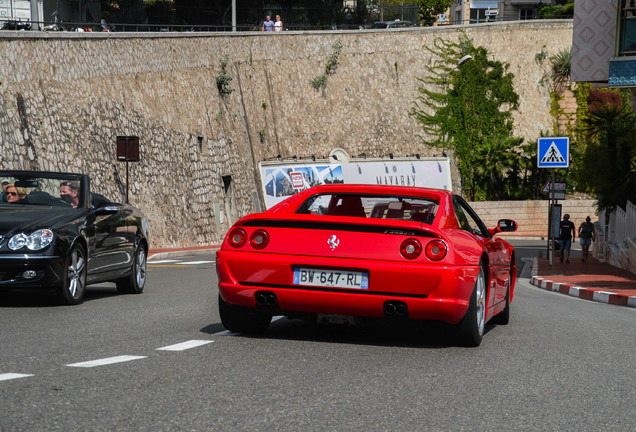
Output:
530,256,636,308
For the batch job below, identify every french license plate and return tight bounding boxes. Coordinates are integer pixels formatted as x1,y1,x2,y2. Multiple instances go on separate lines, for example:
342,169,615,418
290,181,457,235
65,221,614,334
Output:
293,268,369,289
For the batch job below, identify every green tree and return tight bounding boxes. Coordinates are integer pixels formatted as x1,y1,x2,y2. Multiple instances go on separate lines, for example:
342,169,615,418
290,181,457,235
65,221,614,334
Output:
411,33,521,200
416,0,454,24
539,0,574,18
370,0,454,24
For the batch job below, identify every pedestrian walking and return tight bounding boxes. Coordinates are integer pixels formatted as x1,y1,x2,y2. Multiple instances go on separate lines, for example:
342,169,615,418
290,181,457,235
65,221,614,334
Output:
558,213,576,263
578,216,596,262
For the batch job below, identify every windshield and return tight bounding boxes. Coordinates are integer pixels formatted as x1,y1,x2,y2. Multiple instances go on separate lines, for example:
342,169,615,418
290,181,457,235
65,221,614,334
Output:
296,193,438,224
0,172,84,208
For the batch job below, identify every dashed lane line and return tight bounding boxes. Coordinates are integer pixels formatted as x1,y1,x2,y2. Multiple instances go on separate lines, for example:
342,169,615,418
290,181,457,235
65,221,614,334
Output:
3,339,217,381
0,373,33,382
66,355,147,368
149,260,214,265
156,340,214,351
148,260,215,268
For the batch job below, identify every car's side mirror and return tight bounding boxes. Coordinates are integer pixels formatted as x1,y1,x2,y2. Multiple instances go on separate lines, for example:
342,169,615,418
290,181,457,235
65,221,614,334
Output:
490,219,518,235
93,205,119,215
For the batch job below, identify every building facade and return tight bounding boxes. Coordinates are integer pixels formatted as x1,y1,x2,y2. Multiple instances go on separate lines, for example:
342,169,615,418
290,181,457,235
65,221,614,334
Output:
571,0,636,87
1,0,99,29
446,0,550,24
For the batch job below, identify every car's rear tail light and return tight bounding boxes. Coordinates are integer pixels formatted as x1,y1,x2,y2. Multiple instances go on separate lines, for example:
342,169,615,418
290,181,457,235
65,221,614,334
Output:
425,239,448,261
400,238,422,259
228,228,247,248
250,229,270,250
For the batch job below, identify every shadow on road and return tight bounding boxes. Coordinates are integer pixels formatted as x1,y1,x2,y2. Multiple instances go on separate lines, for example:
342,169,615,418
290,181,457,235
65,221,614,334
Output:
0,284,121,307
201,316,499,349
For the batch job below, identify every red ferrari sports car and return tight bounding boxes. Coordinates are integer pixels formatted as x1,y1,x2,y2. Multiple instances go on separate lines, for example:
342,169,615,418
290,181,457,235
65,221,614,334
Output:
216,184,517,346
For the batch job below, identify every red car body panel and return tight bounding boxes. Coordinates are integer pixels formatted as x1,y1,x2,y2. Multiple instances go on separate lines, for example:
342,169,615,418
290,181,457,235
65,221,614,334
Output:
216,184,516,326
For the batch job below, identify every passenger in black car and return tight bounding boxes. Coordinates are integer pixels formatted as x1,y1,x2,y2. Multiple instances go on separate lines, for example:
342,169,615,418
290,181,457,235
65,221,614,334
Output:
5,183,27,204
0,180,9,202
60,181,80,208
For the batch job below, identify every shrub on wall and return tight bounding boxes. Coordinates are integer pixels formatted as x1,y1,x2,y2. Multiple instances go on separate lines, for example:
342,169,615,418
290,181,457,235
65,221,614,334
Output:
411,32,523,201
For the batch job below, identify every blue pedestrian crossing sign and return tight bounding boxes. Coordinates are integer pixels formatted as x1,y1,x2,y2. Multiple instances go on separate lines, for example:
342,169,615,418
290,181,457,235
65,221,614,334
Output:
537,137,569,168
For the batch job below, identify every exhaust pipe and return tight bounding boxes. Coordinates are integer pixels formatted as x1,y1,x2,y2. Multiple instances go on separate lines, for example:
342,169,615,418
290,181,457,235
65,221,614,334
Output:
255,291,278,307
394,303,408,317
383,302,396,316
383,301,408,318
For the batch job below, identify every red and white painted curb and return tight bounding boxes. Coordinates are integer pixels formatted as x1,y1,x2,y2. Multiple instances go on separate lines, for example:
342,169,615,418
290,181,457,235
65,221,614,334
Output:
530,259,636,308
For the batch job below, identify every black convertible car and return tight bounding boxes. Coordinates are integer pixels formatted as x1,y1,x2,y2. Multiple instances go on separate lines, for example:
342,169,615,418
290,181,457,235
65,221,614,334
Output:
0,170,149,304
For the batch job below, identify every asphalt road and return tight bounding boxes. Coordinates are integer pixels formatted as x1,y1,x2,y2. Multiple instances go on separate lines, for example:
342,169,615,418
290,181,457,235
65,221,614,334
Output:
1,249,634,431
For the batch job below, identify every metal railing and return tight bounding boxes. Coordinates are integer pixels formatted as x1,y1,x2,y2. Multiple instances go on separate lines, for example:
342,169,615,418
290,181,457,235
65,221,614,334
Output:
1,16,573,34
605,200,636,244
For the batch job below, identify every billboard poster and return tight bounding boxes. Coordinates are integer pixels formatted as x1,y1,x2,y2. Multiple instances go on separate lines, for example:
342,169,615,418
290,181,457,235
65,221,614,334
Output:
260,158,451,209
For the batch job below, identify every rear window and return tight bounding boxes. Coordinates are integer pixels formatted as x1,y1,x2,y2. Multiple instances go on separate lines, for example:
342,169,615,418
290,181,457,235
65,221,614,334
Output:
296,193,438,223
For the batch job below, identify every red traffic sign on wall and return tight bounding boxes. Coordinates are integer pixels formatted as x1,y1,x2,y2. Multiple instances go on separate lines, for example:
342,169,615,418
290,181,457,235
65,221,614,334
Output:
541,181,566,194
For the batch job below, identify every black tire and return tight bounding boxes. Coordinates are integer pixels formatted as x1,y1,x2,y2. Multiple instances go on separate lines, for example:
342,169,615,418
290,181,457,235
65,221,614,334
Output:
218,294,271,334
58,244,87,305
491,272,511,325
456,263,487,347
116,243,147,294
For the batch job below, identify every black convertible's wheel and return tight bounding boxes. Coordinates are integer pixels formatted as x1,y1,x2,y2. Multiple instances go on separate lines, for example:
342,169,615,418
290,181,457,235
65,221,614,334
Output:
58,244,87,305
116,243,147,294
456,263,487,347
218,295,271,334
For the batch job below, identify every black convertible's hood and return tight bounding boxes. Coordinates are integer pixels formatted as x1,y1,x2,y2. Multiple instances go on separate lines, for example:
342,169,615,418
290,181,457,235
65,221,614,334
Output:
0,205,85,235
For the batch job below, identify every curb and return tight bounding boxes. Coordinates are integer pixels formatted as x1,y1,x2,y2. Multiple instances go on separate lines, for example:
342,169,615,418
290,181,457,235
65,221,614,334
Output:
529,274,636,309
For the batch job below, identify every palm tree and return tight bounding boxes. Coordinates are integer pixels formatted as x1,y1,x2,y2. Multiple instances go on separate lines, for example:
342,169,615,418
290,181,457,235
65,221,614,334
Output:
472,136,523,200
583,104,636,211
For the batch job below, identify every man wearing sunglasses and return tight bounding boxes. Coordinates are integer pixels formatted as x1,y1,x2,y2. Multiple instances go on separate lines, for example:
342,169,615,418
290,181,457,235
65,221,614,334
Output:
60,181,80,208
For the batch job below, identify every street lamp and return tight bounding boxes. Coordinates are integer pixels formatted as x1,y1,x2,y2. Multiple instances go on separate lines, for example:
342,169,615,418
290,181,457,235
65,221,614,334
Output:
232,0,236,31
443,54,473,93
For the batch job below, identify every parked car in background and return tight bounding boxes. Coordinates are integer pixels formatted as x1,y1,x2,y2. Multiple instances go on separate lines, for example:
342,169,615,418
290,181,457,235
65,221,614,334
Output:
369,20,415,29
216,184,517,347
0,170,149,305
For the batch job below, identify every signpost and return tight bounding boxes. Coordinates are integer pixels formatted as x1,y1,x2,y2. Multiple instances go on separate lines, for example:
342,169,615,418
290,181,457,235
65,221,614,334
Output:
538,137,570,270
116,136,140,204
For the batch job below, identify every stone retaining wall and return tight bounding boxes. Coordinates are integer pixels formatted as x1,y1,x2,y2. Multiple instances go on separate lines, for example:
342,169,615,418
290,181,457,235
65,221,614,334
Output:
0,21,574,248
470,199,597,238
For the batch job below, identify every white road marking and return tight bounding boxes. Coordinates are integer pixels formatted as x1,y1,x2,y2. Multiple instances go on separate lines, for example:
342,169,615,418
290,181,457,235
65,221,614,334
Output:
0,373,33,382
180,260,215,265
148,259,179,264
156,340,214,351
66,355,147,368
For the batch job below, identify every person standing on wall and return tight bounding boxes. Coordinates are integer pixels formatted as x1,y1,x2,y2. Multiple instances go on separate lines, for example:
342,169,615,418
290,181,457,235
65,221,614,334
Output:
558,213,576,264
578,216,596,262
274,15,283,32
262,15,274,31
